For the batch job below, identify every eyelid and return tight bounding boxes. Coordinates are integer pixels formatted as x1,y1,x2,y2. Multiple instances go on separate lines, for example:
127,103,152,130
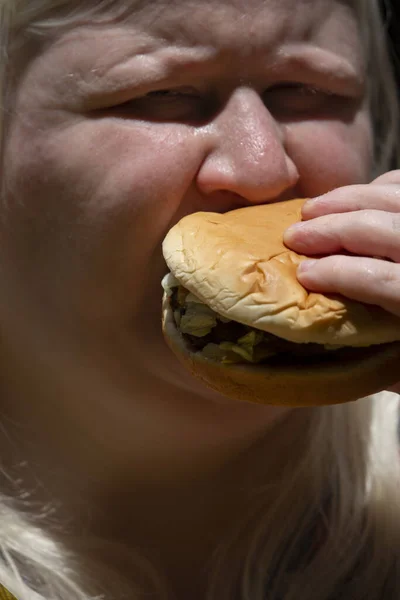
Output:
266,79,356,99
266,82,338,98
83,80,204,111
146,86,201,97
276,47,366,96
267,82,325,91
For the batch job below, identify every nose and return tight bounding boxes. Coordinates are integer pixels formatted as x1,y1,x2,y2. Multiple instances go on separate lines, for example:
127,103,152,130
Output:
197,88,299,204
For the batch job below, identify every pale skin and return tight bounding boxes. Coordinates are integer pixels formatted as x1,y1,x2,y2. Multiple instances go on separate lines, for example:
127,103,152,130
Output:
284,171,400,317
0,0,397,597
284,172,400,396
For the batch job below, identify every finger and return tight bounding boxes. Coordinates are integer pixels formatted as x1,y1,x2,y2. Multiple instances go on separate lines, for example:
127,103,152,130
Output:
284,210,400,263
371,169,400,185
296,255,400,317
302,183,400,220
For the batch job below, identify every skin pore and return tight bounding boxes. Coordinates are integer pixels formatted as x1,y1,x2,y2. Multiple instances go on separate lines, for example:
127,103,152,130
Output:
0,0,372,596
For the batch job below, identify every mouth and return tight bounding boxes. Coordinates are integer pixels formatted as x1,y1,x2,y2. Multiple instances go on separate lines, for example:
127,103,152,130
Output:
160,200,400,406
163,274,383,368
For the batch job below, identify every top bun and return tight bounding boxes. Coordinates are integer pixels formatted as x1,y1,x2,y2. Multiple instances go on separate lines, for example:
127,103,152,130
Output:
162,198,400,347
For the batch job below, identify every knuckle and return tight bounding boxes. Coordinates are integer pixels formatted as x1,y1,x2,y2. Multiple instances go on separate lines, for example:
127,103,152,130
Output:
357,210,380,232
374,169,400,185
380,263,400,287
392,214,400,234
387,169,400,184
326,255,345,279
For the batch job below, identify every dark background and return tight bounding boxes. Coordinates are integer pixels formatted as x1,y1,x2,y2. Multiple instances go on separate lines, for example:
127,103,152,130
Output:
381,0,400,89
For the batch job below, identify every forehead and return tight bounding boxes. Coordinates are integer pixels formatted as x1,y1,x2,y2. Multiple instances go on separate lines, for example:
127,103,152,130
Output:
109,0,356,45
18,0,363,103
48,0,361,73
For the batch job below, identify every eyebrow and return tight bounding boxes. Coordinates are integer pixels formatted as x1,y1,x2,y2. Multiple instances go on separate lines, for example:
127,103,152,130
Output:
64,23,364,109
70,41,219,100
275,45,365,92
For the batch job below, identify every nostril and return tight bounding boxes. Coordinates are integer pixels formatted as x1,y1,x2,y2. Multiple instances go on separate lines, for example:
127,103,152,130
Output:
196,149,300,204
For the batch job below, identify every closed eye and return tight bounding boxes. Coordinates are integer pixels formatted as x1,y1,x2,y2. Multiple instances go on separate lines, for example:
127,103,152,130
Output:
146,88,199,98
102,87,212,124
263,83,347,117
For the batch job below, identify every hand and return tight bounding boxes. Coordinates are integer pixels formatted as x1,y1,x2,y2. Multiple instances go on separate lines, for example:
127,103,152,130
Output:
283,171,400,318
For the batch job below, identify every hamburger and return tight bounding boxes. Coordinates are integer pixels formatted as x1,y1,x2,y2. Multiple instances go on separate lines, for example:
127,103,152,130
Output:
161,198,400,406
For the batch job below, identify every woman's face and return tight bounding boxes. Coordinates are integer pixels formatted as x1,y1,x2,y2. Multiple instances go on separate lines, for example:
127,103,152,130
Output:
2,0,372,409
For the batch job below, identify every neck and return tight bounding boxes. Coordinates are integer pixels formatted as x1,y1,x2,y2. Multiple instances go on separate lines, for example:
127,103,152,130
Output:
0,359,305,597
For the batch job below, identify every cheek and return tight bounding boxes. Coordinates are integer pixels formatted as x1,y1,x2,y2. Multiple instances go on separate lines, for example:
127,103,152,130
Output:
284,113,373,197
2,119,205,325
76,122,206,288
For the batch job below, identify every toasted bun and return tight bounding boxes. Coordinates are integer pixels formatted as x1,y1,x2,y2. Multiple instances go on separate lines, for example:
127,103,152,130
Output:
163,198,400,346
162,199,400,406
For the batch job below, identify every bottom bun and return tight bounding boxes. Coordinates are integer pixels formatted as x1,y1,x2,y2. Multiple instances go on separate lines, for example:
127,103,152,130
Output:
162,298,400,407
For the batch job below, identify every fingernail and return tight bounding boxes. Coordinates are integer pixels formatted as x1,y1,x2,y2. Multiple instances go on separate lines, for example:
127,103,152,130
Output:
284,222,306,240
304,196,321,207
302,195,324,212
302,200,313,212
287,221,307,230
298,259,318,273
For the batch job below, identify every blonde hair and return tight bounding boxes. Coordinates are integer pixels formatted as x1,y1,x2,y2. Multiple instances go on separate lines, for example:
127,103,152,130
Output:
0,1,399,599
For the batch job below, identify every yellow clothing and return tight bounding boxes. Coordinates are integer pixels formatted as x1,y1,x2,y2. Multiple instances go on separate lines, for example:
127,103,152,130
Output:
0,584,17,600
